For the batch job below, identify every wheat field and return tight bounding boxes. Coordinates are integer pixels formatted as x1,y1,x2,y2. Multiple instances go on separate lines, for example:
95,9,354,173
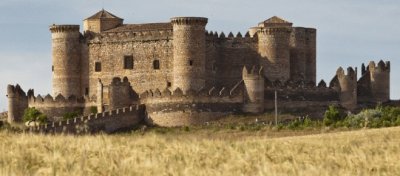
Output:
0,127,399,176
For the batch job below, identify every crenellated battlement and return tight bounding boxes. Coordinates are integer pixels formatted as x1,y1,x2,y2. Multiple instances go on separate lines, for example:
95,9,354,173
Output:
242,66,264,79
49,25,80,33
140,85,243,102
367,60,390,72
170,17,208,26
336,67,357,80
7,84,27,98
28,94,87,105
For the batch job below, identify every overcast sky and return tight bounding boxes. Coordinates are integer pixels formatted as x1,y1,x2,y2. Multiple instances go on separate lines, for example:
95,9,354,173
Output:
0,0,399,111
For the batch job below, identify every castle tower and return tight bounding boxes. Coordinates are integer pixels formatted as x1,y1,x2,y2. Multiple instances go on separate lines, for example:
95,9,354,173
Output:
50,25,82,97
304,28,317,83
337,67,357,110
171,17,208,92
257,16,292,82
83,9,123,33
7,85,28,123
289,27,317,83
368,60,390,102
242,66,265,114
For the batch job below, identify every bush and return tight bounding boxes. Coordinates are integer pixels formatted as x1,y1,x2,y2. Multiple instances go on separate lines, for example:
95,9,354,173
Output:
90,106,98,114
323,106,341,126
23,107,47,124
63,112,80,120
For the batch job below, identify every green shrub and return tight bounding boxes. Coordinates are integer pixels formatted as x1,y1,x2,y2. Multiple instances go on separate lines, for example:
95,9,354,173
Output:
90,106,98,114
23,107,47,124
323,106,341,126
63,112,80,120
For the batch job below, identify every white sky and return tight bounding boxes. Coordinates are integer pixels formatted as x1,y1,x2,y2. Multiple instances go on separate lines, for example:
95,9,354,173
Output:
0,0,399,111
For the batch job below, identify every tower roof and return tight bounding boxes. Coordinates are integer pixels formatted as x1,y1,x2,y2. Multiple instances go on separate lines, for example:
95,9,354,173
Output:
85,9,123,20
258,16,293,27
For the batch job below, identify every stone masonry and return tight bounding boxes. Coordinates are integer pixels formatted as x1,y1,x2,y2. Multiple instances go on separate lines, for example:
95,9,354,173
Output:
6,9,392,132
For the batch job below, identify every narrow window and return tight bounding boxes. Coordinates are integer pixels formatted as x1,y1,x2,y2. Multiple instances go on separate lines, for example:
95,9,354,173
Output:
52,65,54,72
85,88,89,96
189,60,193,66
95,62,101,72
124,55,134,69
153,60,160,70
167,82,172,87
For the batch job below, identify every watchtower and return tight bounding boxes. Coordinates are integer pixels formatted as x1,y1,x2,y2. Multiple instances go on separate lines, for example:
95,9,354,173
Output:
170,17,208,92
50,25,82,97
242,66,265,114
337,67,357,110
368,60,390,102
257,16,292,82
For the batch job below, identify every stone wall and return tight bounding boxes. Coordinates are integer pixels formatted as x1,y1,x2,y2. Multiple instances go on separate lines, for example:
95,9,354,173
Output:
30,105,144,134
28,94,89,120
140,86,244,127
86,29,174,97
207,32,260,87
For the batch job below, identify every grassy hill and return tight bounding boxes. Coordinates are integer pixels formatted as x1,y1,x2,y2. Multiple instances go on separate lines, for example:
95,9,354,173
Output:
0,127,399,175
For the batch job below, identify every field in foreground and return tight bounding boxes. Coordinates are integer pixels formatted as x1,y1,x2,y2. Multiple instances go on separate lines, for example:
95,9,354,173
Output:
1,127,399,176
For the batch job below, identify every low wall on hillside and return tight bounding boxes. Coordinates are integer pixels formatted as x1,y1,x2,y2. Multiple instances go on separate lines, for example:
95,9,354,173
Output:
30,105,145,134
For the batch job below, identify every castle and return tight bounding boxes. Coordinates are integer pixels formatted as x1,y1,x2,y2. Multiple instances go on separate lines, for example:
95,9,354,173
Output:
6,10,391,133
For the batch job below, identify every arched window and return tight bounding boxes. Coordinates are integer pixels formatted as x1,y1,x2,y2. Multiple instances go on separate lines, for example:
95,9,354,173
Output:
153,60,160,70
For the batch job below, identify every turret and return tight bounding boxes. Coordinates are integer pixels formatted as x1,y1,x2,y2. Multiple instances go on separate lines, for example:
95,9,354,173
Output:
171,17,208,92
242,66,265,114
6,85,28,123
368,60,390,102
83,9,123,33
336,67,357,110
50,25,82,98
257,16,292,82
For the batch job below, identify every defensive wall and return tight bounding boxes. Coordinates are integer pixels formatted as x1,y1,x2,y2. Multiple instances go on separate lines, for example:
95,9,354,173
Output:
30,105,144,134
139,85,244,127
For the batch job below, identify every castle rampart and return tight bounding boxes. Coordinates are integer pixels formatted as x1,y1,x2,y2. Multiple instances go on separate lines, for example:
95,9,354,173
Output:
30,105,144,134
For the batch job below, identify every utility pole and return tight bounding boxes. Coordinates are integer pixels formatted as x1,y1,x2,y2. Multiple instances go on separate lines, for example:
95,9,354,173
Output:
275,90,278,126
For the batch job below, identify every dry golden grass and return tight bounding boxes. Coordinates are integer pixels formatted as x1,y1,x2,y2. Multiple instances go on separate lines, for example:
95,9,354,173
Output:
0,127,399,176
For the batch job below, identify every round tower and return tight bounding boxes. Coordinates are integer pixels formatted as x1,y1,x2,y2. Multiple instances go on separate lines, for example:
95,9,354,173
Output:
170,17,208,92
369,61,390,102
7,85,28,123
50,25,82,97
242,66,265,114
257,25,292,82
337,67,357,110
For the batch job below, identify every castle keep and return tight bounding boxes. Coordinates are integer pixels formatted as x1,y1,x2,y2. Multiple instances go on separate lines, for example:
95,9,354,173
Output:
6,10,391,132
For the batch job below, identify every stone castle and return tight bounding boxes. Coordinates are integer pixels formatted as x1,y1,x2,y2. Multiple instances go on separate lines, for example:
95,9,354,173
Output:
6,10,391,133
